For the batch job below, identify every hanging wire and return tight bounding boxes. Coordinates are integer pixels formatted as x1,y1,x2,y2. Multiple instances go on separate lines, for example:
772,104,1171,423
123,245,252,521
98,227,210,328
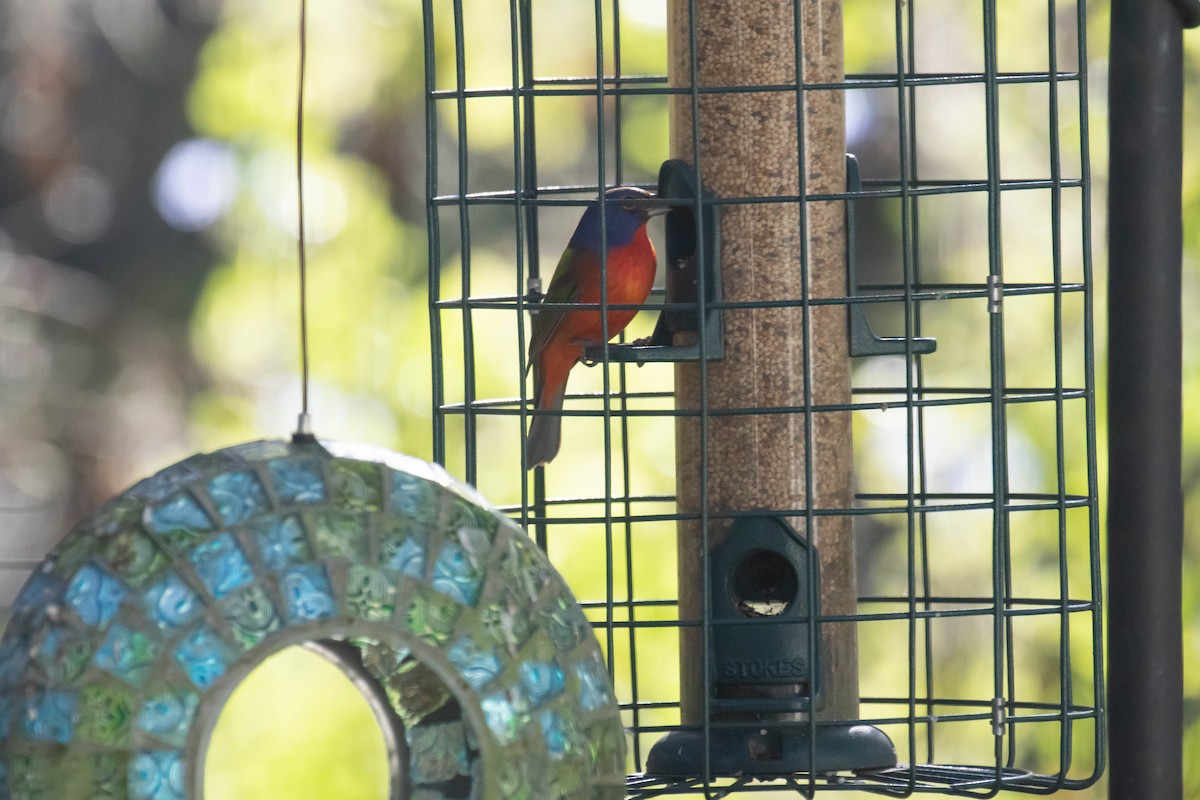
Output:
294,0,314,441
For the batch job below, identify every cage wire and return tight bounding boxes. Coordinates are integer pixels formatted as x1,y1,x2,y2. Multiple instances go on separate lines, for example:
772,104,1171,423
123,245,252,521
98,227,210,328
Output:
424,0,1102,796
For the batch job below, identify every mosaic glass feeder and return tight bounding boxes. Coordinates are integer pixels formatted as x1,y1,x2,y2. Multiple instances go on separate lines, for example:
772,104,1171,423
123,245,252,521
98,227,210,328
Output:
0,439,625,799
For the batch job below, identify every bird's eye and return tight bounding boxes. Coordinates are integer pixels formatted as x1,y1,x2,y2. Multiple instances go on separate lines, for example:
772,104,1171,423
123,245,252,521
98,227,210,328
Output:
622,203,638,212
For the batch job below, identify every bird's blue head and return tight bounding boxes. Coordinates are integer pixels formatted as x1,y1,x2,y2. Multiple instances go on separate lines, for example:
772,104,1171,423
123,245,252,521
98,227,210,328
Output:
568,187,668,250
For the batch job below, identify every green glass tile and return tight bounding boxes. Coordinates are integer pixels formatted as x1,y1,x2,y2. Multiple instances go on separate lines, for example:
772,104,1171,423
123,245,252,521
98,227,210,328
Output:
405,587,462,646
76,682,136,746
444,499,498,542
48,531,105,583
218,584,282,648
385,658,454,729
103,529,171,589
407,721,469,784
10,752,60,800
345,565,395,622
497,534,551,605
494,757,532,800
172,449,241,478
330,459,384,511
312,510,368,562
479,587,535,654
583,716,626,776
539,593,591,654
545,753,589,798
78,496,144,538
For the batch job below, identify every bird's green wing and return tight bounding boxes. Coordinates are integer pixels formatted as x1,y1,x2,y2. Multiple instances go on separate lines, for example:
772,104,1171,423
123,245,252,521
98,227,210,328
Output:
527,246,590,367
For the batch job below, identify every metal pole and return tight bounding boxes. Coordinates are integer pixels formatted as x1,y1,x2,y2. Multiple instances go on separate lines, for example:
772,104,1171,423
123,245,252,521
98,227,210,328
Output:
668,0,857,724
1107,1,1189,797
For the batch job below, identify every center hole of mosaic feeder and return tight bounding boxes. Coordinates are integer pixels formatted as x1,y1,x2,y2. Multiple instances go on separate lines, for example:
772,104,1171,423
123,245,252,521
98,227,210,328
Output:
203,645,392,800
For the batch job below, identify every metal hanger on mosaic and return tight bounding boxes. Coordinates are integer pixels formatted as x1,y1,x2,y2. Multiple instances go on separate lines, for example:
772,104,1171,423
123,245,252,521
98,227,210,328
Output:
0,3,625,799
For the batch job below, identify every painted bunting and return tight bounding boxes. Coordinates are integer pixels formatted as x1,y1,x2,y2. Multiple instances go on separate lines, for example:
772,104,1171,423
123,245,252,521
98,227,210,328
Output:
525,187,669,469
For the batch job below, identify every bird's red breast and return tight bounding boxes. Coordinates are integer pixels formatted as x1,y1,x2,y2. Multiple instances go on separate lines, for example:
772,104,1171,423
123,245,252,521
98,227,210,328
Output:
562,224,657,345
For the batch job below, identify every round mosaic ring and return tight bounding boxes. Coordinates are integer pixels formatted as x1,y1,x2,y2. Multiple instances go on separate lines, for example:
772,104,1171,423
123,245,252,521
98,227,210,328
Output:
0,440,625,799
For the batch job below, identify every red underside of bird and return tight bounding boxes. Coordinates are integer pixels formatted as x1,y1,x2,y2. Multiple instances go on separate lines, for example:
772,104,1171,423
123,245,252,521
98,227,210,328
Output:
525,187,666,469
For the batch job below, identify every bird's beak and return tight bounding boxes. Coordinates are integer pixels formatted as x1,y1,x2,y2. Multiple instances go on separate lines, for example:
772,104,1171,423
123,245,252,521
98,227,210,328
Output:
646,201,672,218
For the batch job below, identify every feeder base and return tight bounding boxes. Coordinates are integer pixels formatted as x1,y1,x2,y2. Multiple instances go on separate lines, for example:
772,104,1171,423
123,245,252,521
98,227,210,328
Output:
646,723,896,777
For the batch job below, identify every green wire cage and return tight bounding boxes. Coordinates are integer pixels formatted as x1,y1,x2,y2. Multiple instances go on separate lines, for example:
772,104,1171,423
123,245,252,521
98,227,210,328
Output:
425,0,1104,796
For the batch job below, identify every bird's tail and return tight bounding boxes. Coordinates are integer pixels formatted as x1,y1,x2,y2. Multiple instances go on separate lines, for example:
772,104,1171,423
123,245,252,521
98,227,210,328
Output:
525,360,569,469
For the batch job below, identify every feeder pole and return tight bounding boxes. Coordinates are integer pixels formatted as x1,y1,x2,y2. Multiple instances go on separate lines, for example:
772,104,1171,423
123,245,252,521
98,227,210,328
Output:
668,0,857,722
1107,1,1190,797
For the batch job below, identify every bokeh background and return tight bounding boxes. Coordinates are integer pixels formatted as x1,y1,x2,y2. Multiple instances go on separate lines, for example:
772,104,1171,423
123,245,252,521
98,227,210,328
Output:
0,1,1195,797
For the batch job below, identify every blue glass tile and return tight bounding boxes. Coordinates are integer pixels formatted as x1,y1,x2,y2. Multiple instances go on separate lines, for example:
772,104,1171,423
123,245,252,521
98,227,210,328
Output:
227,440,292,462
30,624,92,683
93,624,156,686
281,564,335,622
379,520,426,577
539,710,573,760
250,514,310,571
0,693,13,738
207,470,270,526
480,684,532,744
267,458,326,505
447,636,503,690
65,563,127,628
0,638,28,688
574,658,614,712
138,686,198,747
144,492,213,538
21,689,77,743
128,464,198,503
519,661,565,709
388,470,439,520
187,533,253,600
143,573,202,630
11,572,64,628
431,542,483,606
407,721,469,784
128,751,184,800
173,627,235,690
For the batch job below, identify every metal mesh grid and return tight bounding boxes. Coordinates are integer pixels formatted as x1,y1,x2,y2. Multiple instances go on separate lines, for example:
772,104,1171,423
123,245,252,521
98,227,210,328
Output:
423,0,1103,795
